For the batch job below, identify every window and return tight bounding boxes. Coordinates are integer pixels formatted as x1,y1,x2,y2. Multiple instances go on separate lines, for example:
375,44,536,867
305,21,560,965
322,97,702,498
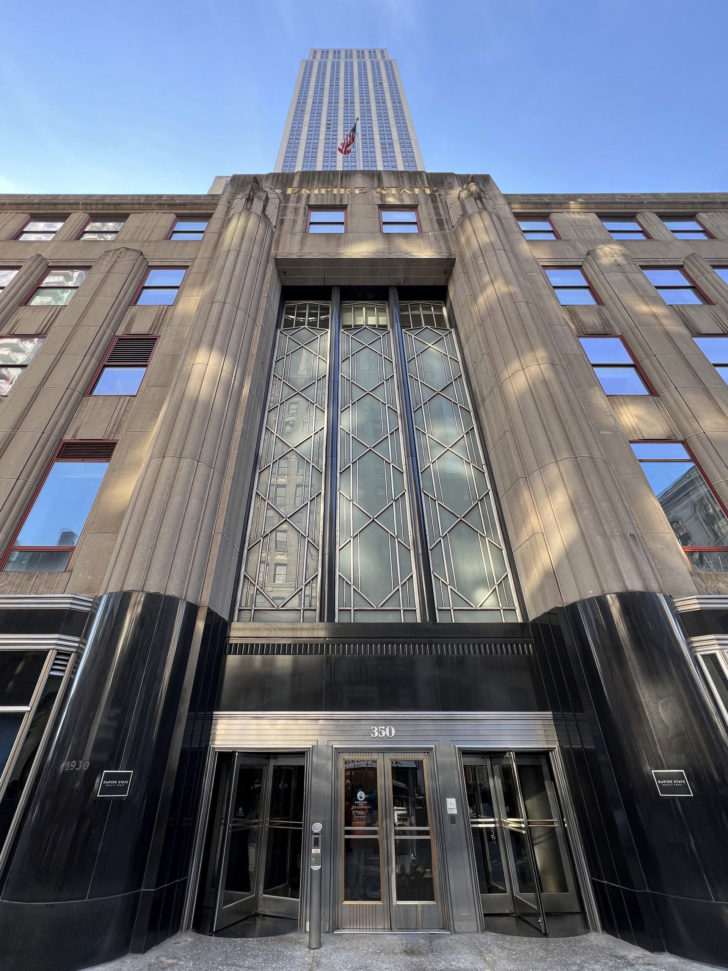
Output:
544,267,597,305
88,336,158,395
579,337,650,394
517,218,557,240
307,208,346,233
694,336,728,384
642,268,705,305
713,267,728,286
26,269,88,307
0,337,43,396
134,268,186,305
632,441,728,572
601,217,647,239
2,441,115,572
380,208,419,233
169,219,208,240
0,269,19,292
238,298,518,624
16,219,64,241
79,218,124,241
663,217,711,239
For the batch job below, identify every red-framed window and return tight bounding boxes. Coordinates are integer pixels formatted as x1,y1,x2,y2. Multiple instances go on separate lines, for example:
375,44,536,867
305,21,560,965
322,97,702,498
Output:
641,267,708,305
307,208,346,234
15,219,65,241
0,336,43,396
694,336,728,385
544,267,598,305
517,217,557,240
1,441,116,573
713,267,728,287
168,218,209,240
25,268,89,307
78,218,125,241
631,440,728,573
661,217,713,240
133,268,186,305
579,336,654,395
601,217,648,239
87,335,158,396
380,207,420,234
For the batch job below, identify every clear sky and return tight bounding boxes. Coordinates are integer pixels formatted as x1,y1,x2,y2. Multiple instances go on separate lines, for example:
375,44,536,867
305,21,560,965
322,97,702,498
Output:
2,0,725,196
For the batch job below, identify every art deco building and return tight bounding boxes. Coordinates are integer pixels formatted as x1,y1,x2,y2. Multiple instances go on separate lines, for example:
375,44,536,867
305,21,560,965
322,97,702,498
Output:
275,49,423,172
1,57,728,971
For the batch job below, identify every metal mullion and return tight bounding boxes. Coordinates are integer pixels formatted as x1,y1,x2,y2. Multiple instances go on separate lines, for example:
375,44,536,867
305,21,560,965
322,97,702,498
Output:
389,288,436,623
320,287,340,622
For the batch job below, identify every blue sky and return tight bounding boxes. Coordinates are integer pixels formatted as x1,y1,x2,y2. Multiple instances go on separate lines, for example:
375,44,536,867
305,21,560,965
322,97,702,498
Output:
1,0,725,195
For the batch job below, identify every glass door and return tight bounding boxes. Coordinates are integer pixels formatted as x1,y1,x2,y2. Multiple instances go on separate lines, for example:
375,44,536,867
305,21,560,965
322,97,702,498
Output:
462,752,581,935
209,753,305,932
338,751,443,931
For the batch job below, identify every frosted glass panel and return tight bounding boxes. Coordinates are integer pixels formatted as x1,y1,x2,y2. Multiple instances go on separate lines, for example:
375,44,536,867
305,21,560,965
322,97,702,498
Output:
402,303,518,622
337,304,417,621
238,304,329,621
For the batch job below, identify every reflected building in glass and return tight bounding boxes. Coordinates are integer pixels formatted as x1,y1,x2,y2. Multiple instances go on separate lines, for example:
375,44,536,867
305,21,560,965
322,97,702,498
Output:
1,49,728,971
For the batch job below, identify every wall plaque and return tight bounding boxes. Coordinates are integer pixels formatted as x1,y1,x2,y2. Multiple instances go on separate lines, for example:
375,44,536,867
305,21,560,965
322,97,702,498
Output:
652,769,692,797
97,770,133,799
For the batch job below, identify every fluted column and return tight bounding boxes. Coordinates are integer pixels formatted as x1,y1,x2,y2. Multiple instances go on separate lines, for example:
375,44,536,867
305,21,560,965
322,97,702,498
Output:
102,178,279,612
451,177,688,618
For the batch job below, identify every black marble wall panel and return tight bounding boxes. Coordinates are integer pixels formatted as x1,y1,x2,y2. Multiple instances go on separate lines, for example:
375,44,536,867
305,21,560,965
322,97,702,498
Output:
0,592,226,971
533,591,728,966
218,650,545,712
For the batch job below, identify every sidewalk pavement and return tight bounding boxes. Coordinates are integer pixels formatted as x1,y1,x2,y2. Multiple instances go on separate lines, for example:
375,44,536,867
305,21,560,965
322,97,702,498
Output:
90,929,723,971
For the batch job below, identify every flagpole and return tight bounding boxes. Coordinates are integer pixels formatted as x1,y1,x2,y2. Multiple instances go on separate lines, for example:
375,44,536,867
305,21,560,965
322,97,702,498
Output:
355,116,361,169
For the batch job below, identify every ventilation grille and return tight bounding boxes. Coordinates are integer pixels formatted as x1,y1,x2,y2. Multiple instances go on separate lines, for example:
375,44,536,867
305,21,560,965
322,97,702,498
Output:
227,641,534,657
58,441,116,461
50,651,73,677
107,336,157,364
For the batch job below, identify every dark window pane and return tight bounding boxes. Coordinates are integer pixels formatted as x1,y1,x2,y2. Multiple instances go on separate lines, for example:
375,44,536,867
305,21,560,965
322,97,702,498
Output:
28,289,76,306
92,367,146,395
136,288,179,305
593,366,649,395
631,442,690,460
0,653,46,706
643,268,688,286
144,269,186,287
0,714,23,776
702,653,728,709
689,551,728,572
3,550,72,572
694,337,728,363
16,461,109,547
661,289,704,305
579,337,632,364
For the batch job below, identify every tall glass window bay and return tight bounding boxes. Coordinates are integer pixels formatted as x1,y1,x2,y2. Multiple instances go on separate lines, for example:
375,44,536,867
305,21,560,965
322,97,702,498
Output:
401,303,518,622
338,303,416,621
238,298,518,622
238,303,330,621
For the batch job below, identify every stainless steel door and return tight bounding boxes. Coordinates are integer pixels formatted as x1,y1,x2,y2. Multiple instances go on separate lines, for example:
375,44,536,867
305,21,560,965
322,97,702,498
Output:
211,753,304,931
338,751,443,931
462,751,581,935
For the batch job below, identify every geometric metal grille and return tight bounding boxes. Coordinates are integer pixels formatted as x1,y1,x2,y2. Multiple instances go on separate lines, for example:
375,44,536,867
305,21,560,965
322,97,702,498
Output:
238,303,330,621
337,304,417,621
401,303,519,621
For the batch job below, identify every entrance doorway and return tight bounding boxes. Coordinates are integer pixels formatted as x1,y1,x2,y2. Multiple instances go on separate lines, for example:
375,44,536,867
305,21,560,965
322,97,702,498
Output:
462,752,582,935
203,753,305,932
337,751,444,931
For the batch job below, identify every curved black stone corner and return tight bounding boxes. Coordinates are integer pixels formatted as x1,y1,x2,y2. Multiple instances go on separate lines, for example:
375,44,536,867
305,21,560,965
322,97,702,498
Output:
532,590,728,967
0,590,226,971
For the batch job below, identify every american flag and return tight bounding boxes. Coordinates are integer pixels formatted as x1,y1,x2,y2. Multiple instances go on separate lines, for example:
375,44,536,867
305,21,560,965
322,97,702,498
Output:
337,119,358,156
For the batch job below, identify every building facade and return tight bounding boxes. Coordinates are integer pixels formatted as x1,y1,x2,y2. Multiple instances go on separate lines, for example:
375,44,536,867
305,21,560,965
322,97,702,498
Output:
275,49,424,172
0,174,728,971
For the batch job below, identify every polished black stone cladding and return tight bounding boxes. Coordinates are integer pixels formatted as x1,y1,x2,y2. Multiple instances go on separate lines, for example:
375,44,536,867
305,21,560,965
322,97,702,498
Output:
532,591,728,967
0,591,226,971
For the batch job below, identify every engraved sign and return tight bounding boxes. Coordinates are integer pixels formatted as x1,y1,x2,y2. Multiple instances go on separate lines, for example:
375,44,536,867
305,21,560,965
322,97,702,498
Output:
97,770,133,799
652,769,692,797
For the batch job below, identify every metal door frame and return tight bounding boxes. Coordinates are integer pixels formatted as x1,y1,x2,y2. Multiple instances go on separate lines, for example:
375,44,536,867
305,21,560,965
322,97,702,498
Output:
335,748,445,931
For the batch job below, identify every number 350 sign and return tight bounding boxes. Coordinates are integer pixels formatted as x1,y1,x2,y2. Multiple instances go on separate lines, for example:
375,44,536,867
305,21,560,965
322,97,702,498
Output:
370,725,396,738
